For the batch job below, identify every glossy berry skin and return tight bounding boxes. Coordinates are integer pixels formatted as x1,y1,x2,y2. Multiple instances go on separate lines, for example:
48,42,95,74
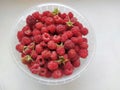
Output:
47,61,58,71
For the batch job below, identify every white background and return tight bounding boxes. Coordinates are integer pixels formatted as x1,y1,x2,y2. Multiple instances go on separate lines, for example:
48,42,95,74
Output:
0,0,120,90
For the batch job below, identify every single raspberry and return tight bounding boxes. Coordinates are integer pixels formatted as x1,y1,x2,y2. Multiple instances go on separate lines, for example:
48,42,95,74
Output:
35,44,43,54
42,33,51,42
52,35,61,43
30,63,40,69
17,30,24,41
45,70,52,78
41,50,51,59
21,36,31,45
78,36,83,44
47,40,57,50
53,15,64,24
60,13,67,19
23,46,32,54
51,51,57,60
22,25,32,36
52,69,63,78
80,42,88,49
56,24,66,34
64,40,75,50
68,49,77,59
56,45,65,56
68,12,73,18
16,44,24,53
30,50,38,59
71,17,77,24
36,55,45,66
71,54,79,62
45,17,54,25
39,67,47,76
61,33,68,42
28,42,35,49
47,24,56,34
32,11,41,20
39,41,47,48
73,59,80,67
74,21,83,29
81,27,88,35
41,27,48,34
41,16,47,23
71,37,78,44
32,29,41,36
79,49,88,58
64,16,69,22
75,45,80,53
47,61,58,71
65,31,73,39
71,26,81,36
31,68,39,74
26,15,36,26
33,35,42,43
82,38,88,43
35,22,43,29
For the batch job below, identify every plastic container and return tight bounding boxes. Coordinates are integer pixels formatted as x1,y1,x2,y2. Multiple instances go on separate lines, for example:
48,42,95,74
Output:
10,3,95,85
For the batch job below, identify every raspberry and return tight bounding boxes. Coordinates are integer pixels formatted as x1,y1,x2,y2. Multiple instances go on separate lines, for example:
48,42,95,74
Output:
71,17,77,24
17,30,24,41
79,49,88,58
35,44,43,54
42,33,50,42
80,42,88,49
78,36,83,44
21,37,31,45
32,29,41,36
16,44,24,53
68,49,77,59
45,70,52,78
74,21,83,29
52,35,61,43
39,41,47,48
71,54,79,62
23,46,32,54
47,61,58,71
31,68,39,74
47,24,56,34
71,26,81,37
65,31,73,39
83,38,88,43
51,51,57,60
41,50,51,59
32,11,41,20
33,35,42,43
36,55,45,66
73,59,80,67
45,17,54,25
28,42,35,49
71,37,78,44
22,25,32,36
39,67,47,76
64,40,75,49
47,40,57,50
61,33,68,42
22,55,32,64
26,15,36,26
41,16,47,23
56,24,66,34
56,45,65,56
35,22,43,29
30,50,38,59
60,13,67,19
52,69,63,78
41,27,48,34
81,27,88,35
43,11,51,16
68,12,73,18
75,45,80,53
54,15,64,24
30,63,40,69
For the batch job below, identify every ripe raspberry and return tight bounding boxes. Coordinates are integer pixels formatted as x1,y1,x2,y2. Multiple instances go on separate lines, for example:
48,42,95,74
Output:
31,68,39,74
30,63,40,69
22,25,32,36
26,15,36,26
33,35,42,43
21,37,31,45
61,33,68,42
82,38,88,43
64,40,75,49
45,70,52,78
39,67,47,76
81,27,88,35
48,40,57,50
71,17,77,24
28,42,35,49
43,11,51,16
47,24,56,34
79,49,88,58
45,17,54,25
35,44,43,54
16,44,24,53
41,16,47,23
75,45,80,53
56,45,65,56
42,33,51,42
78,36,83,44
80,42,88,49
23,46,32,54
30,50,38,59
52,35,61,43
74,21,83,29
70,54,79,62
71,37,78,44
54,15,64,24
60,13,67,19
65,31,73,39
68,49,77,59
64,61,73,69
41,50,51,59
52,69,63,78
32,29,41,36
35,22,43,29
47,61,58,71
51,51,57,60
41,27,48,34
73,59,80,67
68,12,73,18
17,30,24,41
39,41,47,48
71,26,81,36
56,24,66,34
32,11,41,20
36,55,45,66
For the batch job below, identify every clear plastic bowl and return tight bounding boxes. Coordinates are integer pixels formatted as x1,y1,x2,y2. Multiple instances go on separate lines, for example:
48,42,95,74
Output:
10,3,95,85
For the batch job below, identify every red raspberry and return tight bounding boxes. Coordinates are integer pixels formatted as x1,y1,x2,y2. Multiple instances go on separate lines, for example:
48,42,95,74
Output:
64,16,69,22
52,35,61,43
28,42,35,49
63,54,68,60
35,44,43,54
56,46,65,56
54,15,64,24
39,41,47,48
56,24,66,34
23,46,32,54
26,15,36,26
52,69,63,78
81,27,88,35
33,35,42,43
61,33,68,42
65,31,73,39
32,29,41,36
60,13,67,19
21,36,31,45
75,45,80,53
30,63,40,69
71,26,81,37
74,21,83,29
43,11,51,16
32,11,41,20
71,37,78,44
48,40,57,50
22,25,32,36
31,68,39,74
39,67,47,76
79,49,88,58
41,50,51,59
68,49,77,59
17,30,24,41
73,59,80,67
51,51,57,60
45,70,52,78
64,61,73,70
45,17,54,25
41,16,47,23
71,54,79,62
30,50,38,59
47,61,58,71
36,55,45,66
71,17,77,23
64,40,75,49
80,42,88,49
83,38,88,43
16,44,24,53
41,27,48,34
35,22,43,29
42,33,50,42
47,24,56,34
78,36,83,44
68,12,73,18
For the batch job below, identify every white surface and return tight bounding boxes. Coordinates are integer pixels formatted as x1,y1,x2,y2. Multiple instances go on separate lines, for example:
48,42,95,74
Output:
0,0,120,90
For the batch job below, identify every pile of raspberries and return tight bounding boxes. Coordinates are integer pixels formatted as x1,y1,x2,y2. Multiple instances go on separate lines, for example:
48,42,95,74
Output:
16,8,88,78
